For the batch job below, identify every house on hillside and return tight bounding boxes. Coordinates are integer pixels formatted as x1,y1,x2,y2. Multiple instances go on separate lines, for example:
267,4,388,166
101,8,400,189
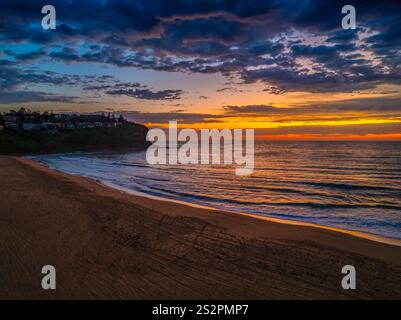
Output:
106,122,117,128
76,122,88,129
4,115,18,123
5,122,19,131
55,114,72,121
65,123,76,130
22,123,43,131
55,123,66,129
43,123,58,133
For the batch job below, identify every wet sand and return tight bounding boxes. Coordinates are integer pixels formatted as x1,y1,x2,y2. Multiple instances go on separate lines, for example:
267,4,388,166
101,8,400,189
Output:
0,155,401,299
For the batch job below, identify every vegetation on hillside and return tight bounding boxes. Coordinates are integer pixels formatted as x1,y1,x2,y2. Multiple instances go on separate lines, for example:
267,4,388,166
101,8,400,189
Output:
0,122,150,154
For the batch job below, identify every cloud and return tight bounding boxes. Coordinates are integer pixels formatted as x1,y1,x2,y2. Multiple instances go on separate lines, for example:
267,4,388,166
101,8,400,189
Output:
0,60,183,103
105,95,401,126
5,49,47,62
49,47,80,61
0,91,77,104
220,97,401,125
113,110,221,124
84,82,143,91
223,97,401,118
223,105,278,115
0,65,127,96
256,122,401,136
84,81,184,101
0,0,400,97
106,107,401,139
105,88,184,101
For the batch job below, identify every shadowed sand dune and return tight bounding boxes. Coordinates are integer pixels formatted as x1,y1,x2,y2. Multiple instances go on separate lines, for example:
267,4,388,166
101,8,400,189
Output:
0,156,401,299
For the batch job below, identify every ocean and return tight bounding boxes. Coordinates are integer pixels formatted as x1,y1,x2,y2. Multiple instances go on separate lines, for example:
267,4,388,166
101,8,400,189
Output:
30,141,401,239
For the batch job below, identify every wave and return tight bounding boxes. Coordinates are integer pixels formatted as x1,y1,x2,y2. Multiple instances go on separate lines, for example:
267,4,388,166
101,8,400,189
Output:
29,141,401,239
299,181,401,192
128,183,401,210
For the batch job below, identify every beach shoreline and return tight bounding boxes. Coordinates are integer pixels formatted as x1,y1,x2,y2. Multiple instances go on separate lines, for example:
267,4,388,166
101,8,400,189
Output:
22,156,401,248
97,179,401,248
1,155,401,299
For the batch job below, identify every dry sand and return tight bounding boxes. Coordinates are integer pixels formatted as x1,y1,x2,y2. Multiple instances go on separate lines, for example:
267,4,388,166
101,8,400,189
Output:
0,155,401,299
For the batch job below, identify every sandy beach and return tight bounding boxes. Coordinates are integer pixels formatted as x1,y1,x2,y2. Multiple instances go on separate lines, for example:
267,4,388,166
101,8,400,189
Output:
0,155,401,299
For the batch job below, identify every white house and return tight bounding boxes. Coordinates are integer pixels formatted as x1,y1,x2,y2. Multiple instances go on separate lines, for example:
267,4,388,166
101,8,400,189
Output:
5,122,19,130
55,114,72,121
55,123,66,129
43,122,58,131
65,123,76,130
4,115,18,122
22,123,43,131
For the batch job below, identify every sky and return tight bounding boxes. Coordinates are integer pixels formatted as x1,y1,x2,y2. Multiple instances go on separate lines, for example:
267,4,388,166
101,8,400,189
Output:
0,0,401,140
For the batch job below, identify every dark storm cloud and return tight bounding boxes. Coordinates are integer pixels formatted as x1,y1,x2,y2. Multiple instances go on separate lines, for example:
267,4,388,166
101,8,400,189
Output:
0,0,276,42
326,29,359,44
0,0,400,96
291,0,400,31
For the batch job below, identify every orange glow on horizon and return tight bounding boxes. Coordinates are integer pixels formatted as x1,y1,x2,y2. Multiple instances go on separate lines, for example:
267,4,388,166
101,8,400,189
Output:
146,118,401,129
144,121,401,140
254,133,401,141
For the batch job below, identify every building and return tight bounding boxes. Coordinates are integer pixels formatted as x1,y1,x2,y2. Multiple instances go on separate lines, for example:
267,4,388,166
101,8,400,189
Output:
55,114,72,121
43,123,58,133
55,123,66,129
5,122,19,131
43,122,56,129
4,115,18,122
1,111,128,133
65,123,76,130
76,122,88,129
22,123,43,131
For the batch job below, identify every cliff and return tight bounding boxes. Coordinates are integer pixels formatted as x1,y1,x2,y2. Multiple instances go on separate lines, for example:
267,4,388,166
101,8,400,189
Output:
0,122,150,154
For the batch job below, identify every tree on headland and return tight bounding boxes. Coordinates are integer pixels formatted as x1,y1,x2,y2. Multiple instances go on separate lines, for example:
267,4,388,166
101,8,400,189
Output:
1,109,131,128
118,115,126,123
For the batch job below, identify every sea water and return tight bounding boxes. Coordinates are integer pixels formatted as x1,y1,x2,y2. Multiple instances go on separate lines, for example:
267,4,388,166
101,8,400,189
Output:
30,141,401,239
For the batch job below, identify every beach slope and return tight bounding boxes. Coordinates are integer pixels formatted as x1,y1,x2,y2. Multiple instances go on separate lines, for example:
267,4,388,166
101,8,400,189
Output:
0,156,400,299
